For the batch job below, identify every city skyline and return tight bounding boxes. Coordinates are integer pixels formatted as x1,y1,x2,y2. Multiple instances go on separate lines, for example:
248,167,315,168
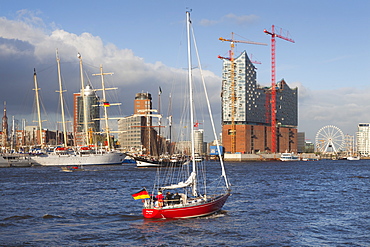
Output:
0,1,369,143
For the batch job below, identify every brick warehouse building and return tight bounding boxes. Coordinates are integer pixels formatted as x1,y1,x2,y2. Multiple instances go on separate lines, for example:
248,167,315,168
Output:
220,51,298,154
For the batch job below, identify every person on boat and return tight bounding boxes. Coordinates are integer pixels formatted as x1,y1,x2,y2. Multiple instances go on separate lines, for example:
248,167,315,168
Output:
173,192,181,204
165,191,174,206
156,191,164,207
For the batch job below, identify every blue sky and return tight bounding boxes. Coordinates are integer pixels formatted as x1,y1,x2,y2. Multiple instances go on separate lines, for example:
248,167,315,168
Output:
0,0,369,143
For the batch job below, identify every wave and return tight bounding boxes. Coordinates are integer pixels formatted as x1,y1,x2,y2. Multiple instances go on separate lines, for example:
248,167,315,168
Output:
42,214,64,219
3,215,33,221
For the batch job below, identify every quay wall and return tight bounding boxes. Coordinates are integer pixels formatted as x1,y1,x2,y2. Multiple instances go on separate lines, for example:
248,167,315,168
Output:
224,153,320,162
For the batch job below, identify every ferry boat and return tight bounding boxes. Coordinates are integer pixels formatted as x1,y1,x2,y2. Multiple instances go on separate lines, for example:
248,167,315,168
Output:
280,152,299,161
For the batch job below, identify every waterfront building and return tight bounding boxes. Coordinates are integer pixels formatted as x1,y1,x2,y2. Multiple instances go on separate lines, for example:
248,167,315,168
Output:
118,115,145,153
297,132,305,153
73,85,100,146
118,92,163,155
134,92,152,114
220,51,298,154
194,129,206,155
356,123,370,156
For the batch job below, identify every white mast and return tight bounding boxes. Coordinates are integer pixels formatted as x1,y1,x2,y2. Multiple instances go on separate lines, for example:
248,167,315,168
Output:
186,11,197,197
11,116,14,151
93,65,113,150
77,53,89,145
33,69,43,147
56,49,68,147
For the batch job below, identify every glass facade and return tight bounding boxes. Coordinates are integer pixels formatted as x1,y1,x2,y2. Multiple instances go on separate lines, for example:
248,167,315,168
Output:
76,86,100,133
221,51,297,127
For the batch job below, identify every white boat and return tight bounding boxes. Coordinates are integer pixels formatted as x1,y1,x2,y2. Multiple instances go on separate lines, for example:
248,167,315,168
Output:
280,152,299,161
0,154,33,167
135,11,230,219
347,156,360,161
30,51,125,166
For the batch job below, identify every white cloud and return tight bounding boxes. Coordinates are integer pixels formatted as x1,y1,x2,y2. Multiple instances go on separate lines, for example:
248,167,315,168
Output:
299,87,370,141
223,13,260,25
199,13,260,27
0,13,223,138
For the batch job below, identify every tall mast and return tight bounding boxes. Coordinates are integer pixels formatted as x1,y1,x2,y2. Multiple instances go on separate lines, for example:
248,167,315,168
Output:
77,53,89,145
92,65,113,150
56,49,68,147
10,116,14,151
186,11,197,196
33,69,43,147
2,101,8,148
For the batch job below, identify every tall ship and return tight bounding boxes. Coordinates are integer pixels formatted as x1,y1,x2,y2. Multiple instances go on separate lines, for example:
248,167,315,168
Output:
30,51,125,166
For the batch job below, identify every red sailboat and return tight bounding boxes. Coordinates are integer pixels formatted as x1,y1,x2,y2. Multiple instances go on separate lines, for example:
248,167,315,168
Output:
135,11,231,219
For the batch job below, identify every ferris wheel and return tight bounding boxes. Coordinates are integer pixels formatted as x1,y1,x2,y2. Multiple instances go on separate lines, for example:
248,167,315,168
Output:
315,125,345,154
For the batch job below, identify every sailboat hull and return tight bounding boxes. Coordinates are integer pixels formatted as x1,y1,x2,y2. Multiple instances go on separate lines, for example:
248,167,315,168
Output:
143,192,230,219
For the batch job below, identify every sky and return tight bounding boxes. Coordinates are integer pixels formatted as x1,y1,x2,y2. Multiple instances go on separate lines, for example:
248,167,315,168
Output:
0,0,369,143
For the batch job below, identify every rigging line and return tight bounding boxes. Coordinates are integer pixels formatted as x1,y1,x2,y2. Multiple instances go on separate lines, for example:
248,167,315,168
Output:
191,26,230,188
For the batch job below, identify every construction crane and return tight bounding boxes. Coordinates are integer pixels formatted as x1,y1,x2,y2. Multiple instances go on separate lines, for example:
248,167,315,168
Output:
264,25,295,153
219,32,267,154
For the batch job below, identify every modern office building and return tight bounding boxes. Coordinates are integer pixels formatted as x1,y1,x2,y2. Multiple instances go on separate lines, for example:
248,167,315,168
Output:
297,132,305,153
118,92,164,155
356,123,370,156
194,129,206,155
220,51,298,154
73,85,100,145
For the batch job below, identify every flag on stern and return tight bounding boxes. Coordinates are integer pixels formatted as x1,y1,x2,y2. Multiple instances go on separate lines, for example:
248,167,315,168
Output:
131,188,150,200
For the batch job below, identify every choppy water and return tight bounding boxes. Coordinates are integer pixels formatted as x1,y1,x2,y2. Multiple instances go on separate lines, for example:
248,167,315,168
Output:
1,160,370,246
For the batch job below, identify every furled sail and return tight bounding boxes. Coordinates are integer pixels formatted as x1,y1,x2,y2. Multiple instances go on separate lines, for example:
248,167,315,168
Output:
160,172,196,190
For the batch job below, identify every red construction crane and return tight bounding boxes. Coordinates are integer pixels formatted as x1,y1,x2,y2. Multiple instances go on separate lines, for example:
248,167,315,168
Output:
219,32,267,154
263,25,295,153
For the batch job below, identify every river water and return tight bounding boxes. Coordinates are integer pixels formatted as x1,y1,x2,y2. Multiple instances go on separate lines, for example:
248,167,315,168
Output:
1,160,370,246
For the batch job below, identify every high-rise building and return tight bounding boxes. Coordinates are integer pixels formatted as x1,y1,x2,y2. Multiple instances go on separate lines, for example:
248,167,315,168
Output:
118,92,162,155
356,123,370,156
297,132,305,153
220,51,298,154
134,92,152,114
118,115,145,152
73,85,100,145
194,129,205,155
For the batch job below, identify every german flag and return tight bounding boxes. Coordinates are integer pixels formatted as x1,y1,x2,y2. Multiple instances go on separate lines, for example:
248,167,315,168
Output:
131,188,150,200
103,102,110,107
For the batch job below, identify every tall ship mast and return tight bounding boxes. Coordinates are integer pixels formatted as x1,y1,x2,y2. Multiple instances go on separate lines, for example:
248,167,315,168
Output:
56,49,68,147
92,65,121,151
77,53,90,145
33,69,44,147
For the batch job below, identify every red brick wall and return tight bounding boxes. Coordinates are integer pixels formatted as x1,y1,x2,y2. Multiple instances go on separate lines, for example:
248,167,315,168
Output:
222,124,297,154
